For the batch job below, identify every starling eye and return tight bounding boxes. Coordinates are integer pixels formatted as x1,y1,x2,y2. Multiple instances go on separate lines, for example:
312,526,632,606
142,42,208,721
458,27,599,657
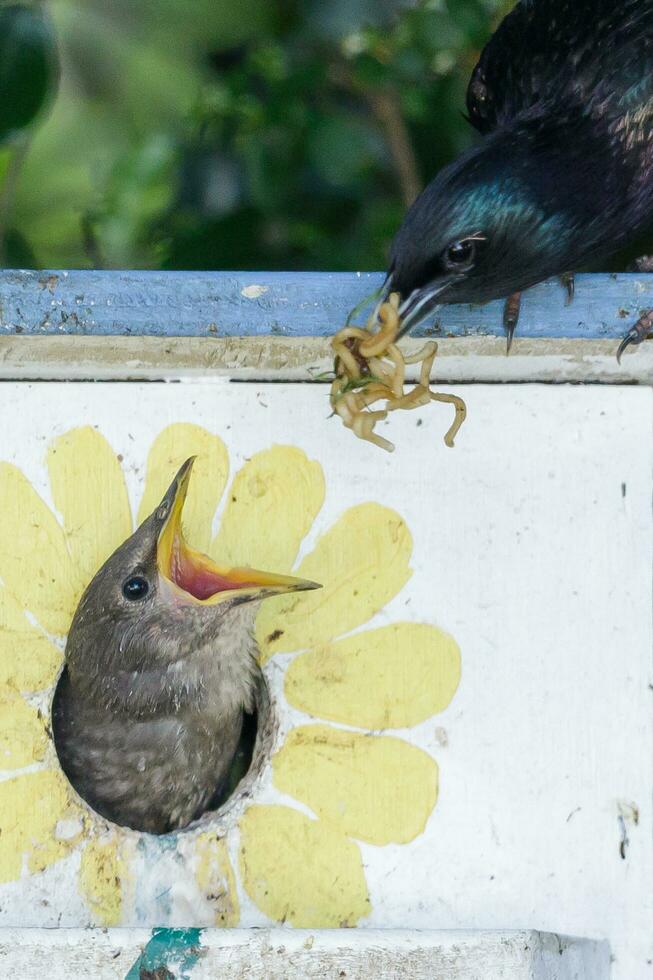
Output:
122,576,149,601
444,239,477,270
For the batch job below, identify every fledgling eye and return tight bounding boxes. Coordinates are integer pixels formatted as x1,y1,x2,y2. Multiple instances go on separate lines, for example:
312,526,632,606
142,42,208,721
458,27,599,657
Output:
122,576,149,601
444,238,477,270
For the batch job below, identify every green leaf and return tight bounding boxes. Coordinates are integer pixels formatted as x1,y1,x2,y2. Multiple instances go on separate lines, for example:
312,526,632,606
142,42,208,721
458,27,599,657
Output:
0,5,59,143
3,227,38,268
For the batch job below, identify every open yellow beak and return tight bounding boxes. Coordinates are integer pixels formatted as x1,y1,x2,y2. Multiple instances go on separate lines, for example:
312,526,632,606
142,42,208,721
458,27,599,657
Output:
156,457,321,605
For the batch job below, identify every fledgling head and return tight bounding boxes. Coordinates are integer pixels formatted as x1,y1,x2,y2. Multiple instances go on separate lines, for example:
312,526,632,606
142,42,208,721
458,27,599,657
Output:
65,457,319,712
388,121,614,331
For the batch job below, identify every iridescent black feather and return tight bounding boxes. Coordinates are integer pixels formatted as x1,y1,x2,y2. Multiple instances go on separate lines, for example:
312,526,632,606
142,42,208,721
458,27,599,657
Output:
389,0,653,323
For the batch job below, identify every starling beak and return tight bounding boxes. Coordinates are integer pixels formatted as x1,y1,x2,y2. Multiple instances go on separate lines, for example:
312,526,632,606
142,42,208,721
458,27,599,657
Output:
157,457,320,604
394,276,457,341
54,457,320,834
386,0,653,357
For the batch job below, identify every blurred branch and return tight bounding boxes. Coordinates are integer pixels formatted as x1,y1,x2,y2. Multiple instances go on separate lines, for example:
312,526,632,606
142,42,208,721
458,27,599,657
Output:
330,62,422,207
364,87,422,206
0,137,31,266
81,214,106,269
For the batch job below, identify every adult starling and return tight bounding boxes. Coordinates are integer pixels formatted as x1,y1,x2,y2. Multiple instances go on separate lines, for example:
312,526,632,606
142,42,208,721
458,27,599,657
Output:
54,458,319,834
386,0,653,357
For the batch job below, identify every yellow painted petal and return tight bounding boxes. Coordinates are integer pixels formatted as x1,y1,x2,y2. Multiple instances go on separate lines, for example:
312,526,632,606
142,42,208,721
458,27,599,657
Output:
273,725,438,845
0,464,81,635
257,504,412,659
79,835,133,926
0,769,81,882
212,446,324,571
192,833,240,926
138,424,229,553
47,427,132,587
0,587,61,691
285,623,461,729
239,804,369,927
0,685,48,769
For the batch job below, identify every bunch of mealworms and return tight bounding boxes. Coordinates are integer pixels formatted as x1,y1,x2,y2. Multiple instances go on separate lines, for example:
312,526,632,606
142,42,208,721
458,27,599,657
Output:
330,293,467,452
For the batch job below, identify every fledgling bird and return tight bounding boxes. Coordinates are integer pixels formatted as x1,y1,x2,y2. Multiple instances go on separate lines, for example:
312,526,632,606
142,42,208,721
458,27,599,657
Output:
387,0,653,358
54,458,319,834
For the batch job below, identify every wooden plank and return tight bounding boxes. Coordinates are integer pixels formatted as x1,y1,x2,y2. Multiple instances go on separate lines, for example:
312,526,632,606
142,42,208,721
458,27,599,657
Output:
0,269,651,339
0,928,611,979
1,333,653,384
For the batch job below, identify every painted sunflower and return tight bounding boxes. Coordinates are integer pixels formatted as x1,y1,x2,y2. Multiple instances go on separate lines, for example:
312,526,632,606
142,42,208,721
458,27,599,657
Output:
0,423,460,927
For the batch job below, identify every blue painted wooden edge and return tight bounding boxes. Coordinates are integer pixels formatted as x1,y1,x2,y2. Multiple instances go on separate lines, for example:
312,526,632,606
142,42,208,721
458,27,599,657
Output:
0,269,649,339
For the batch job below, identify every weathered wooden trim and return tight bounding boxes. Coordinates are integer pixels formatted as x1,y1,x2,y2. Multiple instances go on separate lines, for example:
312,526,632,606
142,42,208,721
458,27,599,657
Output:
0,928,611,979
0,269,651,340
0,269,651,382
0,333,652,383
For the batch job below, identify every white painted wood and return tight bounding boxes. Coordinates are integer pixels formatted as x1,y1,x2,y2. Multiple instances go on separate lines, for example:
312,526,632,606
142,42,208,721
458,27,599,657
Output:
0,384,650,978
1,334,652,383
0,929,611,979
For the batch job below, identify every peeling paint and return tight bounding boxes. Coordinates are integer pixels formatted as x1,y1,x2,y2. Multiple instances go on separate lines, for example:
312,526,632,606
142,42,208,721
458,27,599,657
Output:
192,835,239,926
256,503,413,660
0,417,459,930
272,725,439,845
284,622,460,729
0,769,81,882
238,805,370,927
79,835,133,926
213,445,325,572
125,928,204,980
240,285,269,300
0,685,48,768
1,334,652,384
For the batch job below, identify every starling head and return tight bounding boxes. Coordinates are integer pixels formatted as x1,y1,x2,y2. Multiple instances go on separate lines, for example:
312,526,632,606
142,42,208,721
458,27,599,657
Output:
387,122,605,334
64,457,319,716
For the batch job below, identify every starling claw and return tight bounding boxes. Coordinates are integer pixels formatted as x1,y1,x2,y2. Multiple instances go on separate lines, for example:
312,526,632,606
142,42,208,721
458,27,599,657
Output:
560,272,575,305
616,328,639,364
503,291,522,354
616,309,653,364
505,322,515,355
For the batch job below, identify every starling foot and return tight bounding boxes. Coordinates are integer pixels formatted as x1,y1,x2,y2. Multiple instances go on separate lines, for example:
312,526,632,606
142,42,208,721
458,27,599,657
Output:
617,309,653,363
503,291,522,354
503,276,574,354
560,272,575,304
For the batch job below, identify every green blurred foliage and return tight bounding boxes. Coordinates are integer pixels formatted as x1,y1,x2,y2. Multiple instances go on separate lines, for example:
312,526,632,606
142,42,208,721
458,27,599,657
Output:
0,0,512,270
0,5,58,143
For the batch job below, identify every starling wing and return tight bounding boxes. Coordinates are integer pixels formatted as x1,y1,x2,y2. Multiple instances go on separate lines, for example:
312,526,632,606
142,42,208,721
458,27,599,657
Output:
466,0,653,136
